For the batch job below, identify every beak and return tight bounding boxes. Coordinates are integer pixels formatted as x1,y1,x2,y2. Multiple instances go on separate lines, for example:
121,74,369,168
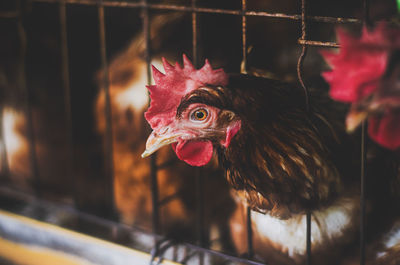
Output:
141,129,183,158
346,109,368,133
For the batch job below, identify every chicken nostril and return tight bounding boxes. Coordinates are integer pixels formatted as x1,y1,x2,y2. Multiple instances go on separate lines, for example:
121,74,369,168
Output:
160,127,169,134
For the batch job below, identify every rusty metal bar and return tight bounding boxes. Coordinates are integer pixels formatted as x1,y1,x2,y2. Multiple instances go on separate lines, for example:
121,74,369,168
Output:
297,0,312,264
141,0,160,244
195,169,205,265
306,210,312,265
298,39,340,48
0,107,10,179
241,0,247,74
359,1,369,264
17,0,41,196
297,0,310,113
241,0,254,260
363,0,370,27
246,206,253,259
149,149,159,238
30,0,361,24
191,0,198,67
59,1,76,205
98,2,115,216
360,122,367,265
191,2,207,263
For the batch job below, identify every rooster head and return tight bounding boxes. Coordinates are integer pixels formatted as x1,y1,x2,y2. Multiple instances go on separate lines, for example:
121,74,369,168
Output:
141,55,241,166
321,23,400,150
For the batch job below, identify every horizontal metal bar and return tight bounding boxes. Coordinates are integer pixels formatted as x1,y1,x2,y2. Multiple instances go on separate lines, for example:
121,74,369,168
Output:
298,39,340,48
29,0,360,24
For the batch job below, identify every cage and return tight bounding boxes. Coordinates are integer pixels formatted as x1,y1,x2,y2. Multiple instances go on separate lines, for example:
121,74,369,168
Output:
0,0,399,264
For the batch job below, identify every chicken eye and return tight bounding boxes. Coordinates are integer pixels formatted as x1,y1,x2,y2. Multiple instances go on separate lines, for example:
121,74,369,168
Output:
191,108,208,121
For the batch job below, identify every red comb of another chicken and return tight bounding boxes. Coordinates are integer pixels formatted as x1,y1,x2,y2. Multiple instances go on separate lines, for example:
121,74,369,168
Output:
321,23,400,150
145,54,228,130
321,23,400,103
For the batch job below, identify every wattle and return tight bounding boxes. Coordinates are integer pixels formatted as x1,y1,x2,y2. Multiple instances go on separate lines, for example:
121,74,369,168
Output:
368,112,400,150
172,140,214,166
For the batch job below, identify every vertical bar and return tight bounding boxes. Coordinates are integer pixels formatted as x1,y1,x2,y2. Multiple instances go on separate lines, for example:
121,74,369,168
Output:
241,0,247,74
17,0,41,196
359,122,367,265
306,210,312,265
241,0,254,259
297,0,310,112
0,107,10,179
59,1,76,205
142,0,160,242
98,1,115,216
363,0,370,27
191,0,198,67
360,1,369,264
195,169,205,265
191,2,206,264
246,206,253,258
297,0,312,264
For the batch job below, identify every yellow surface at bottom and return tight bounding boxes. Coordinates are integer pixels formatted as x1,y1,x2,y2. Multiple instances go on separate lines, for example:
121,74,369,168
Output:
0,237,94,265
0,210,180,265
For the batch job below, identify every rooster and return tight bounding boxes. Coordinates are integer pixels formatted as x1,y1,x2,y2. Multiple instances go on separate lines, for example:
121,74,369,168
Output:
141,55,400,264
141,54,357,217
140,55,363,263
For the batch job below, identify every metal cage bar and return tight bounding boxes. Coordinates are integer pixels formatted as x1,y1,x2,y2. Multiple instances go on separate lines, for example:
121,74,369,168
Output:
359,1,370,265
17,0,42,196
241,0,255,260
142,0,161,251
59,0,77,205
0,107,10,180
98,1,116,216
30,0,361,25
0,4,19,182
359,123,367,265
191,2,207,263
297,0,312,264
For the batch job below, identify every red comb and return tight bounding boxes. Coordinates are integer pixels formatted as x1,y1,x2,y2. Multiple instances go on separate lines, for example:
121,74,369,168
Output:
144,54,228,130
321,23,400,103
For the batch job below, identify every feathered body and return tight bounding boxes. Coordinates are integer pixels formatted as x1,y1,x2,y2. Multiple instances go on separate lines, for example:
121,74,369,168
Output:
211,74,356,218
142,56,400,264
